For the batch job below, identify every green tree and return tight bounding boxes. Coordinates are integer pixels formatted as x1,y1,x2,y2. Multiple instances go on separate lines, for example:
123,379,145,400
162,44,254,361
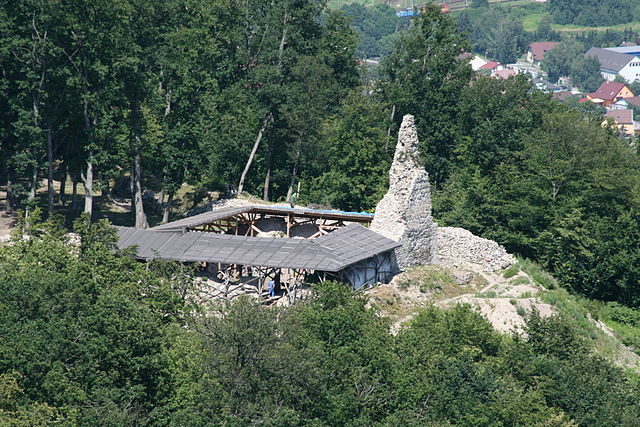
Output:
534,15,560,42
569,55,604,92
382,4,473,185
304,91,392,211
0,216,195,423
543,39,585,83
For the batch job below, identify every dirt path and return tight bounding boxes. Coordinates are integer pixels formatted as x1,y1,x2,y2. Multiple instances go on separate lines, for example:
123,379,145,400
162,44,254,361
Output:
0,188,17,239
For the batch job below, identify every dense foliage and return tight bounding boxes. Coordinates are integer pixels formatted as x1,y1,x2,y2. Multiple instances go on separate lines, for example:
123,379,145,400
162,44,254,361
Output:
457,7,530,64
433,76,640,306
543,39,604,90
3,3,640,425
1,223,639,424
340,3,406,58
549,0,640,27
0,0,362,223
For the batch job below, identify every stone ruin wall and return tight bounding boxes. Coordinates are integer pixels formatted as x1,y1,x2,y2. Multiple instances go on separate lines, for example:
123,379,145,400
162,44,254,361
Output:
370,115,438,268
372,114,514,272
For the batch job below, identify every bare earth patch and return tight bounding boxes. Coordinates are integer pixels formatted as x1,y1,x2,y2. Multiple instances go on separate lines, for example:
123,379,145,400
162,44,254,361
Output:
0,188,17,240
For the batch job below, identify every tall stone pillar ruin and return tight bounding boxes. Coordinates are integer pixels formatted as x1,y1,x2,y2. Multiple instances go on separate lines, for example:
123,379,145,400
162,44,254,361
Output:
371,114,437,269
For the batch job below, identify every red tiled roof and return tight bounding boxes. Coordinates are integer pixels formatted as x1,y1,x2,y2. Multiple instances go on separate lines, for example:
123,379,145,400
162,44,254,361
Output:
552,91,574,102
528,42,559,61
605,109,633,124
493,69,517,79
480,61,500,70
588,81,629,101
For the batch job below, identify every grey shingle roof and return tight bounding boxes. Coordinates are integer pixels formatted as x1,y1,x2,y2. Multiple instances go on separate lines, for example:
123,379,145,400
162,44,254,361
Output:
586,47,634,72
117,223,400,272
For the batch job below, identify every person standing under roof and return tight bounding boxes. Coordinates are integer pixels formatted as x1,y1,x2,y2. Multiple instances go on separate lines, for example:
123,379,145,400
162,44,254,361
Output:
268,279,275,297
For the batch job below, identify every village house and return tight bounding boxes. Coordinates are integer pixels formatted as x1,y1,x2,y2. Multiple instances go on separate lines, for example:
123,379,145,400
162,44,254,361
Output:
478,61,503,73
470,55,488,71
612,95,640,110
492,69,518,79
586,81,634,108
510,61,546,79
586,47,640,82
604,109,636,136
527,42,559,66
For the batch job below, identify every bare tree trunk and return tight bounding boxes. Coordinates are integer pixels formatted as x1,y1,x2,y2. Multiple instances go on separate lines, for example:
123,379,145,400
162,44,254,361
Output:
25,149,38,227
58,164,66,206
386,104,396,139
156,189,164,215
239,11,288,197
238,112,272,195
28,91,41,211
277,12,288,69
162,192,173,224
286,137,302,202
71,179,79,211
4,164,14,213
286,163,298,203
81,94,95,218
28,154,37,203
102,175,113,202
46,127,54,215
263,138,272,201
130,165,135,213
81,155,93,218
133,147,148,229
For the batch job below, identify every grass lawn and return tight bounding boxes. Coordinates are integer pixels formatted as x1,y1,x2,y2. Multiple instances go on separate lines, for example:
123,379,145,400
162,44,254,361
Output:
327,0,383,8
522,12,545,31
553,21,640,32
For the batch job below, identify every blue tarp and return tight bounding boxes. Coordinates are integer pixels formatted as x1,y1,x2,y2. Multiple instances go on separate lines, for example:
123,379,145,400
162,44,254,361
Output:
396,10,418,17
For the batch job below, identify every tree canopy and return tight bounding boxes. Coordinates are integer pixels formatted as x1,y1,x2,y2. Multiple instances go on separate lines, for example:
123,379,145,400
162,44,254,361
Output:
1,224,639,424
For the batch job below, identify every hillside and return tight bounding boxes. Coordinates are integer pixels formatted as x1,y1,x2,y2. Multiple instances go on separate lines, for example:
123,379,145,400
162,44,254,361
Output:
2,1,640,424
369,261,640,370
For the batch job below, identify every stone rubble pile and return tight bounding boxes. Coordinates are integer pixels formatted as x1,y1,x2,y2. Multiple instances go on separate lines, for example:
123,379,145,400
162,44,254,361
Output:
437,226,515,272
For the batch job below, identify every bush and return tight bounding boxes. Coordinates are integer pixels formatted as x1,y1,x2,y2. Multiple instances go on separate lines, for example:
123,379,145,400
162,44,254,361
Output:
605,303,640,326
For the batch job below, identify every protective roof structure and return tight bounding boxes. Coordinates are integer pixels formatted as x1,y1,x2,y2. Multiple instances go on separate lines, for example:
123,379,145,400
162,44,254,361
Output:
116,223,400,272
150,205,374,232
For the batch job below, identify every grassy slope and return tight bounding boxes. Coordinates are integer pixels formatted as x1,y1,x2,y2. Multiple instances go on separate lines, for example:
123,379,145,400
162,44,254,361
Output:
504,259,640,370
370,258,640,371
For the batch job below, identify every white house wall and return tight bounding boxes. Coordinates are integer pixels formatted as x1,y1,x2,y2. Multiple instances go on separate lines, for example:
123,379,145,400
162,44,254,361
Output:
614,56,640,82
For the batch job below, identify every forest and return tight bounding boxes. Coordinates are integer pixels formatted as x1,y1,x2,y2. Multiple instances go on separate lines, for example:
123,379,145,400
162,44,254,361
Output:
1,218,639,424
2,1,640,424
